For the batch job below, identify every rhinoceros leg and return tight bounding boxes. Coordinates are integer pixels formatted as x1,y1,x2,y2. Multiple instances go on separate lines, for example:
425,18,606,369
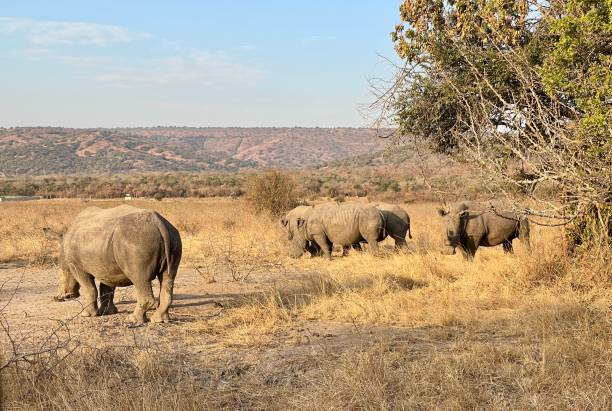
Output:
131,280,156,324
97,283,118,316
312,234,332,260
70,267,98,317
394,237,407,250
360,231,380,256
366,239,380,256
151,272,174,323
502,240,514,253
459,238,478,261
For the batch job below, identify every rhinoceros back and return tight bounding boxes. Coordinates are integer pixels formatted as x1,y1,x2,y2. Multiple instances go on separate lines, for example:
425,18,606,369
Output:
62,205,174,287
310,204,382,246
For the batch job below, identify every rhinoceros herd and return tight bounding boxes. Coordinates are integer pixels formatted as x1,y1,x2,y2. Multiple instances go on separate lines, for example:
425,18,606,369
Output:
44,201,530,323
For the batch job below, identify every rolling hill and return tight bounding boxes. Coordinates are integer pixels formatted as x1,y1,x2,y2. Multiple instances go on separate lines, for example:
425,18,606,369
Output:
0,127,385,176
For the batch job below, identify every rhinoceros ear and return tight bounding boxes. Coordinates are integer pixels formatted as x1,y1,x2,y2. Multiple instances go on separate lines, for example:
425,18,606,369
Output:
437,207,449,217
43,227,63,242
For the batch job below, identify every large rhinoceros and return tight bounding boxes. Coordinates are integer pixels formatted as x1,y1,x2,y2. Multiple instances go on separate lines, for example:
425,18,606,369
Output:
372,202,412,246
340,203,412,255
44,205,182,323
282,203,384,260
437,201,530,260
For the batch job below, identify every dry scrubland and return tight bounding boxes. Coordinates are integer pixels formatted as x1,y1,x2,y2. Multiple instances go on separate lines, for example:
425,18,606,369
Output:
1,198,610,410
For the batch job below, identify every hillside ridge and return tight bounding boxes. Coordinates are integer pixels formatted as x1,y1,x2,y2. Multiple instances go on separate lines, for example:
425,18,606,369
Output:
0,127,385,176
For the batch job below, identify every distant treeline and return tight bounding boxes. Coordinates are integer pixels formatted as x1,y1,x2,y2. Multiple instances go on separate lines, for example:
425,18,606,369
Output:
0,169,527,203
0,174,245,199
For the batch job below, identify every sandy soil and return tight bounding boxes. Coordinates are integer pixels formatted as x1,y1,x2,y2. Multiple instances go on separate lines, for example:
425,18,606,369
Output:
0,265,424,377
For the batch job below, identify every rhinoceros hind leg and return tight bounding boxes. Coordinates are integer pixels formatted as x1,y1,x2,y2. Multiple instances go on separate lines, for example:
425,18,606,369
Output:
394,238,407,250
151,272,174,323
130,280,156,324
97,283,118,316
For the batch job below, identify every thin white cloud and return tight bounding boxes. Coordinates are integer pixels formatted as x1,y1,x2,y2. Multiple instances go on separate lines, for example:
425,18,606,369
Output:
1,18,262,88
0,17,151,46
96,52,264,87
14,47,111,66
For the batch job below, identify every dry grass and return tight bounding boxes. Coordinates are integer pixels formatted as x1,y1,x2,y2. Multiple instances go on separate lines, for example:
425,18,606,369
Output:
1,198,610,410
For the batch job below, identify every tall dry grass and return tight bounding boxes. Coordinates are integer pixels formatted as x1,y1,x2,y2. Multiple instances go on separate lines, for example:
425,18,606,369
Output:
1,198,610,409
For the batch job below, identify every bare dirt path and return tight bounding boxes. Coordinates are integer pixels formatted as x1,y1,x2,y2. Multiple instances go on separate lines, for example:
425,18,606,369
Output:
0,266,284,344
0,266,428,371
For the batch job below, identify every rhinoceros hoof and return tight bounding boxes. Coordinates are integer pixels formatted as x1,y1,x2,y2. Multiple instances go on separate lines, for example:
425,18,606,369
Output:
81,308,98,317
130,314,147,324
150,312,170,323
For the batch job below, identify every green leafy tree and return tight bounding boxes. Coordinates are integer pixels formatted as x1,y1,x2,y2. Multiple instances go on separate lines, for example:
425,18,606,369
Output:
386,0,611,249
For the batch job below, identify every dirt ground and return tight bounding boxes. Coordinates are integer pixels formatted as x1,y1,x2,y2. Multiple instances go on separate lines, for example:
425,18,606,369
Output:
0,264,425,380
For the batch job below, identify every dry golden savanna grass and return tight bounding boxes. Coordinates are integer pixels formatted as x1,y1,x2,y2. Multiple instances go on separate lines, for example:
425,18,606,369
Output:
1,198,610,410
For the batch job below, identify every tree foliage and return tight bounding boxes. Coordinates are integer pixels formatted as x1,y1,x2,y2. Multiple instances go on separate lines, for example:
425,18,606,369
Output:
387,0,611,249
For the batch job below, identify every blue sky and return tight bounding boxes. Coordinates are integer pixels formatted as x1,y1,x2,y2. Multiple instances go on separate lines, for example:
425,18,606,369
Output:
0,1,402,127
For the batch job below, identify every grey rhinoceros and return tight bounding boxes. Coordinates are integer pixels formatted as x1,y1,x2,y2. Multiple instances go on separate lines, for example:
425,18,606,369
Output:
437,201,530,260
282,203,384,260
44,205,182,323
373,202,412,246
347,202,412,252
281,205,324,256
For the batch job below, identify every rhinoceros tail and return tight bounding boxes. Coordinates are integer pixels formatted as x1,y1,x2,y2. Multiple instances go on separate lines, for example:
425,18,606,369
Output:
153,212,182,281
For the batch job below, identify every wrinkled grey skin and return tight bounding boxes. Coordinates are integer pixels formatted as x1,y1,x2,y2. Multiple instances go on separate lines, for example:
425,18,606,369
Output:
343,202,412,254
283,203,384,260
44,205,182,324
437,201,530,260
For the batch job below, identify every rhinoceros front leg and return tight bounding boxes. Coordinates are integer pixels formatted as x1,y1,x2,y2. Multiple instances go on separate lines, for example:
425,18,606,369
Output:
312,234,332,260
502,240,514,253
69,267,98,317
361,232,380,256
459,237,478,261
97,282,118,316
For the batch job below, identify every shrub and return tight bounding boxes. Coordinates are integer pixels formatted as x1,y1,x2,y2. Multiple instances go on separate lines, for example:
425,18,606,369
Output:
246,171,299,217
153,192,164,201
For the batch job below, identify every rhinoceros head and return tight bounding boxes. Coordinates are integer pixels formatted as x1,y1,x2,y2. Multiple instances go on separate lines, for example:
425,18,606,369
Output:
43,228,80,301
285,217,309,258
437,209,469,255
